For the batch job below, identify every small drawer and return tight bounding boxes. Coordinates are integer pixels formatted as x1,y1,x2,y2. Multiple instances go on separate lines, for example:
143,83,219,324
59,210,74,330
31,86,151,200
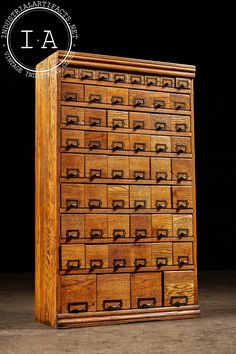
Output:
61,83,84,102
61,153,84,178
61,130,84,149
150,114,171,131
131,272,162,309
62,67,78,78
85,245,108,270
85,85,107,104
85,214,107,239
151,186,171,210
171,93,191,111
172,158,193,182
61,244,85,270
130,244,152,269
108,244,131,268
164,270,195,306
173,214,193,238
84,108,107,127
145,76,160,87
107,87,128,105
61,275,96,313
150,92,171,110
61,184,84,209
171,137,191,154
171,115,191,132
151,157,171,181
151,243,173,267
61,106,85,125
108,156,129,179
129,112,151,130
79,69,95,80
85,155,108,179
129,74,144,85
151,136,171,153
130,134,151,153
130,185,151,210
107,110,129,129
97,274,130,311
173,242,193,266
108,185,129,209
84,184,107,209
129,90,149,108
176,78,191,89
112,72,127,83
108,214,130,239
60,214,84,240
172,186,193,210
160,77,175,88
84,131,107,150
130,214,152,239
129,156,150,180
108,132,130,151
152,214,173,238
96,71,111,81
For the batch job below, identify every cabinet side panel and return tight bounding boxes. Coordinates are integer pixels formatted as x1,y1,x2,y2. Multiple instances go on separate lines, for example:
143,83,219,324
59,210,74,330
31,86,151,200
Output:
35,54,59,327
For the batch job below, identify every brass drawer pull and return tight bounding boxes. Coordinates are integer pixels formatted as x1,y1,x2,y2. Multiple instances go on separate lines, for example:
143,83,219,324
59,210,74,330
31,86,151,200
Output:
133,120,144,130
177,172,188,182
134,200,146,210
176,123,187,132
177,229,189,238
103,300,122,311
67,302,88,313
114,74,125,83
66,168,80,178
66,229,80,239
156,257,168,268
89,94,102,103
112,119,124,129
130,76,142,84
176,144,187,154
170,296,188,307
98,72,110,81
90,229,103,239
113,259,126,270
112,200,124,210
67,259,80,269
112,141,124,151
89,169,101,180
155,144,167,153
134,171,145,180
153,100,165,109
63,69,76,78
88,199,101,209
177,80,189,89
176,200,188,211
146,77,157,86
178,256,189,266
162,79,173,87
156,200,167,210
156,229,168,239
134,258,146,269
174,102,186,110
66,115,80,125
156,172,167,183
65,139,79,150
64,92,77,101
135,229,147,239
133,98,145,107
90,259,103,270
113,229,126,240
111,170,124,179
138,298,156,309
89,117,101,126
66,199,79,210
111,96,123,105
134,142,146,152
80,70,93,80
155,122,166,131
88,140,101,149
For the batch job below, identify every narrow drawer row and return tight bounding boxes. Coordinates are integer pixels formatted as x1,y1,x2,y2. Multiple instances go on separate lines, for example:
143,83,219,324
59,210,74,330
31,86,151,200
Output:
61,242,194,271
60,270,195,313
61,184,193,211
61,83,191,111
61,129,192,154
62,67,191,90
61,213,193,241
61,107,191,132
61,154,192,182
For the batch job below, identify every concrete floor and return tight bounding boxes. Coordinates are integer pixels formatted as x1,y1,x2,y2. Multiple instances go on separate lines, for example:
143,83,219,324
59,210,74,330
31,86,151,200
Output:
0,271,236,354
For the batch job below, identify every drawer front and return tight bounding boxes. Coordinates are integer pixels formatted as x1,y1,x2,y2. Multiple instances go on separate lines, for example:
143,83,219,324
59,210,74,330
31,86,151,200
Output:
61,153,84,178
84,184,107,209
108,156,129,179
130,134,151,153
107,132,130,151
130,214,152,239
108,185,129,209
173,242,193,266
151,186,171,210
84,108,106,127
171,93,191,111
108,244,131,268
107,214,130,239
61,106,85,126
84,131,107,150
171,137,192,154
151,243,173,267
129,156,150,180
61,244,85,270
172,158,193,182
61,275,96,313
61,130,84,149
107,87,128,106
172,186,193,210
61,214,84,240
131,272,162,309
85,214,108,239
173,214,193,238
85,155,108,179
151,157,171,181
164,270,195,306
151,136,171,153
61,184,84,209
130,244,152,268
152,214,172,238
85,85,107,104
171,115,191,132
150,114,171,131
97,274,130,311
61,83,84,102
107,110,129,129
130,185,151,209
85,245,108,270
129,112,150,130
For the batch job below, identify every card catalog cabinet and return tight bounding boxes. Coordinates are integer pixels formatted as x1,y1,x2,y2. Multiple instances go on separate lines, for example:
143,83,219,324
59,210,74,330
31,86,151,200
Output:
35,51,200,328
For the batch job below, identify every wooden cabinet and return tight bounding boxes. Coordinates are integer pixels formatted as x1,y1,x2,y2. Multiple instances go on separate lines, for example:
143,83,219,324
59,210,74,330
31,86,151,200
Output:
35,51,199,328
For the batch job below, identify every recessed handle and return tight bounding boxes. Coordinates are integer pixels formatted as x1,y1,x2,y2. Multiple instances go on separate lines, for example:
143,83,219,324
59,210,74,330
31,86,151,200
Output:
176,200,188,211
66,115,80,125
155,144,167,153
178,256,189,266
112,141,124,151
130,76,142,84
134,142,146,152
133,120,144,130
133,98,145,107
89,117,101,126
88,140,101,150
63,69,75,78
89,94,102,103
134,258,147,269
80,70,93,80
112,119,124,129
155,122,166,131
114,74,125,83
177,172,188,182
89,169,101,180
113,229,126,240
113,259,126,270
65,199,79,210
156,229,168,239
135,229,147,239
112,200,124,210
103,300,122,311
177,229,189,238
156,257,168,268
90,229,103,239
66,230,80,239
65,139,79,150
98,72,110,81
88,199,101,209
64,92,77,101
156,200,167,210
174,102,186,110
89,259,103,270
67,302,88,313
170,296,188,307
66,259,80,269
66,168,80,178
138,298,156,308
176,144,187,154
146,77,157,86
153,100,165,109
111,170,124,179
156,172,167,183
176,123,187,132
134,171,145,180
134,200,146,210
111,96,123,105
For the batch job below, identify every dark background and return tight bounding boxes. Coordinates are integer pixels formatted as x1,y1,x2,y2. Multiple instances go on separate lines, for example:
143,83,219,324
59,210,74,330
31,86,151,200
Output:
0,1,235,271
